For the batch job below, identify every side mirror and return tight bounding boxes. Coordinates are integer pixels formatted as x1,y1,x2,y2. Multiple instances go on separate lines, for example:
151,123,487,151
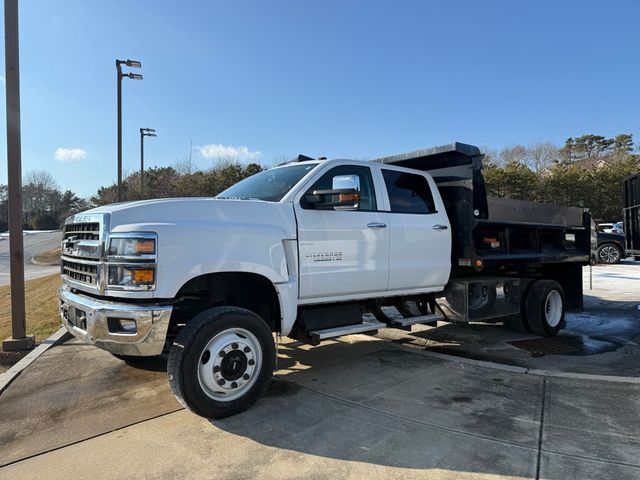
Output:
305,188,360,210
304,174,361,210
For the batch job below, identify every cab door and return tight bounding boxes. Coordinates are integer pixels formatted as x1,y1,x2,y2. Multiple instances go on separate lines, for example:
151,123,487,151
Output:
380,168,452,291
294,164,390,301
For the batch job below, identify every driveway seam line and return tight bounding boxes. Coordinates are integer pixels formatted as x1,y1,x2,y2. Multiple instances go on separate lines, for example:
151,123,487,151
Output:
388,341,640,384
294,378,640,470
288,379,539,452
539,448,640,469
0,407,185,469
535,376,547,479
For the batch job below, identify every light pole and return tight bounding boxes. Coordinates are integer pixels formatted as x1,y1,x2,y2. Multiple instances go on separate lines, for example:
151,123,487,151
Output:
116,58,142,202
139,128,156,198
2,0,33,351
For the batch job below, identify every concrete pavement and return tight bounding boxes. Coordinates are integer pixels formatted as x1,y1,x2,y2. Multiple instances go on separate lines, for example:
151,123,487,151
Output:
1,334,639,480
378,262,640,377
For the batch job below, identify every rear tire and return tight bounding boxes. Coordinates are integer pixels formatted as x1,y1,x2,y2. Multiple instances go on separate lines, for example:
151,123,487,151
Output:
168,306,275,419
523,280,565,337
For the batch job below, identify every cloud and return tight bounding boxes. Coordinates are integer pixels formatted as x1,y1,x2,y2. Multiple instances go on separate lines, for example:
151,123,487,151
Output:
54,147,87,162
196,144,262,162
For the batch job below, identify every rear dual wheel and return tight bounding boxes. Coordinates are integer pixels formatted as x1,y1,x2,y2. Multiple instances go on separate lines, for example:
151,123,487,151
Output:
505,279,565,337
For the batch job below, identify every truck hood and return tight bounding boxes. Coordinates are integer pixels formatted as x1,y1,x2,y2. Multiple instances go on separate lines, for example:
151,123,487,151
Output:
83,198,297,239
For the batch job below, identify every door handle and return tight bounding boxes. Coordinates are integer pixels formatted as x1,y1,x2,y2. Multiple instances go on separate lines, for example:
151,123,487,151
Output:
367,222,387,229
433,224,448,231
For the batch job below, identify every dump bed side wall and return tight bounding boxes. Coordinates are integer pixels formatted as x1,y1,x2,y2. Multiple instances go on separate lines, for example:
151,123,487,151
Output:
377,144,592,274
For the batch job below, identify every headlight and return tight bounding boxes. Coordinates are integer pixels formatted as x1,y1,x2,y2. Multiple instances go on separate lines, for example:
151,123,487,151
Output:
108,237,156,257
106,233,157,291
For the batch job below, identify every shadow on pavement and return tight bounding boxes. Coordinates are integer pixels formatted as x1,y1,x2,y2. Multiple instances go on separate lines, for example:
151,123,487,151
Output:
0,338,180,467
210,344,542,478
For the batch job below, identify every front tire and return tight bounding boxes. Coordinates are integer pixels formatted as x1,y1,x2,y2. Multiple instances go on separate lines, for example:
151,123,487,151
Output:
523,280,565,337
168,306,275,419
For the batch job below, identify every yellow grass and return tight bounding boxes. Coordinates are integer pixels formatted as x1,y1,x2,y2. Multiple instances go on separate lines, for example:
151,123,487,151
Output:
0,274,62,343
33,247,61,265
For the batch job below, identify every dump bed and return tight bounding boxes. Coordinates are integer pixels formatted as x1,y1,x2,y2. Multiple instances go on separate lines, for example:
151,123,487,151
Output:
624,172,640,256
375,143,594,275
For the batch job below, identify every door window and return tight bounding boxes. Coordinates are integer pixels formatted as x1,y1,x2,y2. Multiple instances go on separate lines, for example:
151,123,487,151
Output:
382,169,436,214
302,165,377,211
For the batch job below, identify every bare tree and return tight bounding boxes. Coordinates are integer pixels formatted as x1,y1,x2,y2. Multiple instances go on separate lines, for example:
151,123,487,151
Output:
526,142,559,172
174,157,194,175
499,145,527,165
23,170,60,215
24,169,58,191
0,184,8,231
479,146,499,165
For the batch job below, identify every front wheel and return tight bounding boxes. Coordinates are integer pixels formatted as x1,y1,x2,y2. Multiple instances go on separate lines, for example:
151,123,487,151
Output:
168,306,276,419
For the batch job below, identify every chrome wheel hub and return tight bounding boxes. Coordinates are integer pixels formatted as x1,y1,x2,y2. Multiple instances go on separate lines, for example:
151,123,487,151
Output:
197,328,262,402
599,246,619,263
544,290,562,328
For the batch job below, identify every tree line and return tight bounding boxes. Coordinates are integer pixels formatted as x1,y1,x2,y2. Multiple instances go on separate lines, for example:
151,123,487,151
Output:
0,170,89,231
482,134,639,221
1,133,638,231
90,161,264,205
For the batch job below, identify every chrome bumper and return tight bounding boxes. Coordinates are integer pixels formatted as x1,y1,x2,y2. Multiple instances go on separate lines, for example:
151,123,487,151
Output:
58,284,173,356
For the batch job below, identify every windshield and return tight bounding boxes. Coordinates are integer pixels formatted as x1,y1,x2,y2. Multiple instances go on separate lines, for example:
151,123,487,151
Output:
216,163,317,202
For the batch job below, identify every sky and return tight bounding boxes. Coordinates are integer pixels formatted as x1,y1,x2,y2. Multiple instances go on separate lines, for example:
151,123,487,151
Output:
0,0,638,197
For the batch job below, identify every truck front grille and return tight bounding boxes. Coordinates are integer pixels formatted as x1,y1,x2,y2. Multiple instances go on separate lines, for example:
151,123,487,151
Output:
62,259,99,285
63,222,100,241
61,213,108,290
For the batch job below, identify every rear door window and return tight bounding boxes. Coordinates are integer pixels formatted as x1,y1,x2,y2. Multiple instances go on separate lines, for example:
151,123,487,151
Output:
382,169,436,214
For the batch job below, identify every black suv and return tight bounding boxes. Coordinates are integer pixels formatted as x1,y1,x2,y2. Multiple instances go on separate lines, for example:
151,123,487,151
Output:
596,231,626,264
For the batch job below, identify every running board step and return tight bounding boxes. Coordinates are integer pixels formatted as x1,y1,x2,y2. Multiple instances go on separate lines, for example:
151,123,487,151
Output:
387,313,444,329
309,320,386,345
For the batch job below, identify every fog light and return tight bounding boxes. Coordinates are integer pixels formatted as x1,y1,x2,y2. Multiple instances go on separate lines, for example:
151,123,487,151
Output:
132,269,154,284
108,318,137,334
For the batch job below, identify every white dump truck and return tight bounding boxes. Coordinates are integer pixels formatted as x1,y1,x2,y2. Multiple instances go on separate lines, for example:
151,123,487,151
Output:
59,143,593,418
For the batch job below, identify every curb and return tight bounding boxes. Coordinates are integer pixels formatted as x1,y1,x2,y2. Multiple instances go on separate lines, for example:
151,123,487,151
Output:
389,341,640,384
0,327,71,396
30,256,60,267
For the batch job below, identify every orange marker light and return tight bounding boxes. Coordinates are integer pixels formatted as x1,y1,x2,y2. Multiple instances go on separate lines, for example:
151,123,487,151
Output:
134,240,155,254
132,269,154,284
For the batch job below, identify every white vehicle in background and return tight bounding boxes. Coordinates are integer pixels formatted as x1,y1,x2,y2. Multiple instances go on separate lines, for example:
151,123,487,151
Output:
600,222,624,235
610,222,624,234
58,143,594,419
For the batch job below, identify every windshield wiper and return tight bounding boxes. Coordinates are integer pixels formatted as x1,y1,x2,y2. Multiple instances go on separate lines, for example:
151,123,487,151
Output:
216,196,260,200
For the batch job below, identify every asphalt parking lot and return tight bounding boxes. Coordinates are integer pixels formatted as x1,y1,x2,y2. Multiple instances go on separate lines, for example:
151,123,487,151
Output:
0,262,638,480
0,231,61,285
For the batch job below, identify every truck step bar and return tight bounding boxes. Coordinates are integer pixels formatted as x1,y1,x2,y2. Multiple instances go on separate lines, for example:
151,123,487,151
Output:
370,304,443,330
386,313,444,328
306,311,444,345
309,320,386,344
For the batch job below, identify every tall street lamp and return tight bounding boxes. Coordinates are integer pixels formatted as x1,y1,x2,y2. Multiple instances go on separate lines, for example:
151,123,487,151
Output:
2,0,34,351
139,127,156,198
116,58,143,202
